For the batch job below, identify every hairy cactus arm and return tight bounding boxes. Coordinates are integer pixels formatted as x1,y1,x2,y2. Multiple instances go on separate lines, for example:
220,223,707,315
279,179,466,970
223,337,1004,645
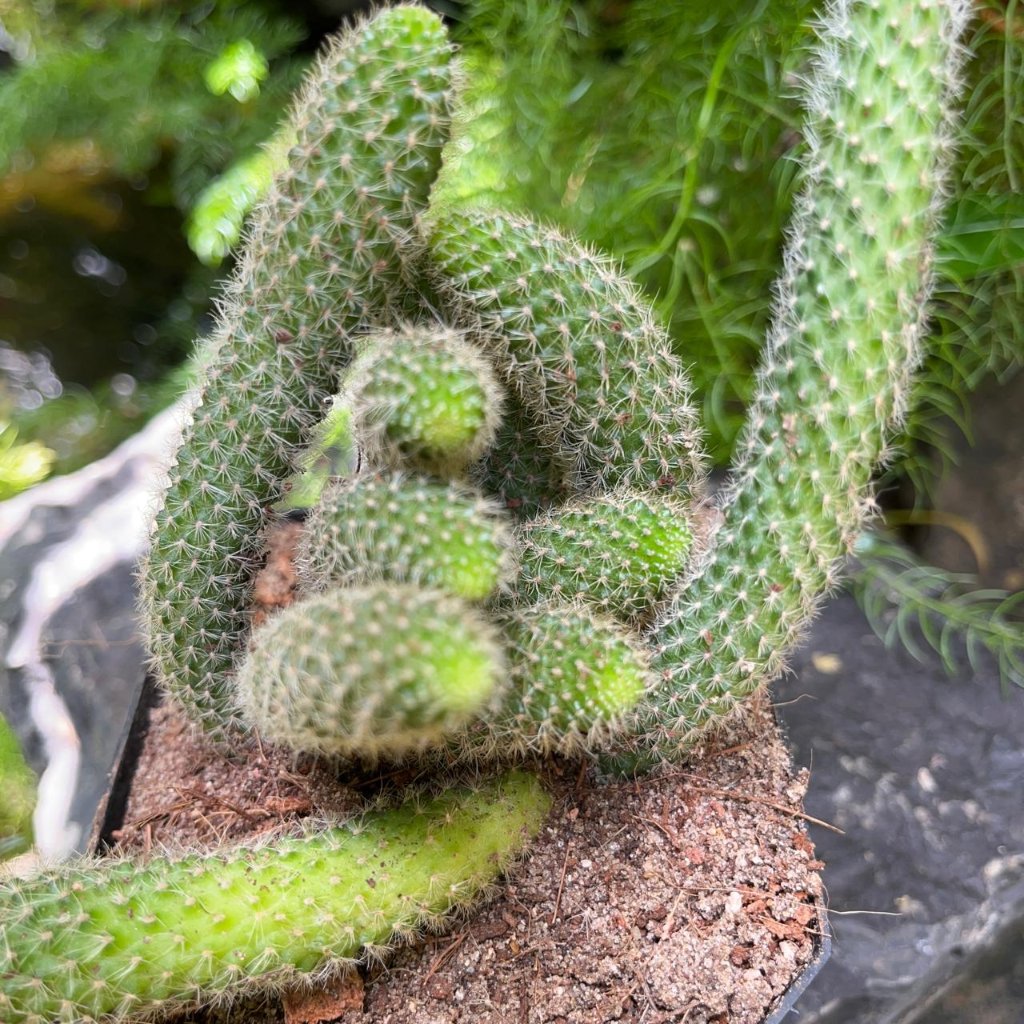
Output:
299,472,515,602
427,210,707,496
0,772,550,1024
139,4,457,736
627,0,973,765
235,584,506,760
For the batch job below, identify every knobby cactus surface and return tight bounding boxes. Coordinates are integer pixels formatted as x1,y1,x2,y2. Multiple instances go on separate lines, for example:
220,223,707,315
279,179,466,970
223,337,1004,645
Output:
1,1,973,1021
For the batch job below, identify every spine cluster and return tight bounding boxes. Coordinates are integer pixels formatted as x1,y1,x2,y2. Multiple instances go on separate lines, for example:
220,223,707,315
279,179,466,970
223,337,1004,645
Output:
0,2,970,1020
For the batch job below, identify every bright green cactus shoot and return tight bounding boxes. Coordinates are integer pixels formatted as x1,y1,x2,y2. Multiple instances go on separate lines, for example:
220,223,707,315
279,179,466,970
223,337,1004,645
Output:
0,772,550,1024
342,325,505,476
299,472,515,601
236,584,505,759
515,490,694,623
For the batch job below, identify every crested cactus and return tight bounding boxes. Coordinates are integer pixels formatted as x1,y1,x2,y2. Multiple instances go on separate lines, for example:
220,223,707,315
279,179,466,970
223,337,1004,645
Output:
236,584,505,759
342,324,506,476
514,490,695,623
0,772,550,1024
139,4,458,736
299,471,515,601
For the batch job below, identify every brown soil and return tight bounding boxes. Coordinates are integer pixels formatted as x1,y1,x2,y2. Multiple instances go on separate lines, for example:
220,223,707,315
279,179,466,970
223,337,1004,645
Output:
109,520,828,1024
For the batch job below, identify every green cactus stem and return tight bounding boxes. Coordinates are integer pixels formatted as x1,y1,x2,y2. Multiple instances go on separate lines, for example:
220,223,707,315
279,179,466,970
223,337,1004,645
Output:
139,5,457,737
447,602,652,761
620,0,972,768
427,209,707,497
299,472,515,602
235,584,505,759
0,713,35,862
514,490,694,623
0,771,550,1024
343,324,505,476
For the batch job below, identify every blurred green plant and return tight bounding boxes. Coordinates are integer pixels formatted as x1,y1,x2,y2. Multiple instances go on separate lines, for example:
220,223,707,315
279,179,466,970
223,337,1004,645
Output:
0,0,309,485
0,711,35,861
0,421,53,501
0,0,306,213
854,531,1024,692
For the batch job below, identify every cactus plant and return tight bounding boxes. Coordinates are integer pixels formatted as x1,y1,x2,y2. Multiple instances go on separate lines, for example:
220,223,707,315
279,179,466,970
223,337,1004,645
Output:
15,0,965,1018
136,0,970,764
0,771,550,1024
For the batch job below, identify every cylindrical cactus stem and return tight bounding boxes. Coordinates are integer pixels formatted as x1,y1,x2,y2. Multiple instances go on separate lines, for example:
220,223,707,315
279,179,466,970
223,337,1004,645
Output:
514,490,695,624
235,584,506,760
139,6,457,736
448,602,652,761
343,324,506,476
620,0,972,769
0,771,551,1024
427,209,707,496
299,472,515,602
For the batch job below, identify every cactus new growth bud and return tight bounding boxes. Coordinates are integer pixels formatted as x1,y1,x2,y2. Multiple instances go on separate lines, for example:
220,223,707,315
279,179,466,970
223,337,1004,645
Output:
342,325,505,476
0,772,550,1024
299,472,515,602
236,584,505,759
441,602,652,761
515,490,694,623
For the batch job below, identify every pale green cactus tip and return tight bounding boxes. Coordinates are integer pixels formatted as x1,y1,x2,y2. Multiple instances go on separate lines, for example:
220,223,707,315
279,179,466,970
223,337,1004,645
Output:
343,324,506,477
479,600,653,760
513,490,696,624
235,583,507,760
0,771,551,1024
298,471,516,602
